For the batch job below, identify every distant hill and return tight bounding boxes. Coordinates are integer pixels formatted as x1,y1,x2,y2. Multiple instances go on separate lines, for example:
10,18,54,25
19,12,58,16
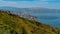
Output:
0,6,60,14
0,10,60,34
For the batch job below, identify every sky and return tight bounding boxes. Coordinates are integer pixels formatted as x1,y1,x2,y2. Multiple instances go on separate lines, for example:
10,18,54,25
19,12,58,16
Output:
0,0,60,9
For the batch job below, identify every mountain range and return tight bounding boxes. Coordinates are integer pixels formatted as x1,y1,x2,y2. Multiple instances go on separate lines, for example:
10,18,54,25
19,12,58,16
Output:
0,6,60,14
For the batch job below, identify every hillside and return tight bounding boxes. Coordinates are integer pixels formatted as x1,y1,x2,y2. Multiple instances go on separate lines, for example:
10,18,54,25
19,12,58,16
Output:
0,10,60,34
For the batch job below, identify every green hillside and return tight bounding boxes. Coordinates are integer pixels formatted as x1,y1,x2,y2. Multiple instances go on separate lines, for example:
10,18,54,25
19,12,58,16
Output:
0,10,60,34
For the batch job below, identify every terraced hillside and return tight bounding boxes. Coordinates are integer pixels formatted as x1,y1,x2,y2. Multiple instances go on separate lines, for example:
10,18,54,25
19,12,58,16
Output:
0,10,60,34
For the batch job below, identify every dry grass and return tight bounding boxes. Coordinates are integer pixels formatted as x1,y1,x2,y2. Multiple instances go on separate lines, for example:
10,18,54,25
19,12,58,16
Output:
0,11,60,34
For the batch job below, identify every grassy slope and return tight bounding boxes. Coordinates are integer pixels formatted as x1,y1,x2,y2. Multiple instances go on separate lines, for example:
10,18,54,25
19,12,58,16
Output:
0,11,60,34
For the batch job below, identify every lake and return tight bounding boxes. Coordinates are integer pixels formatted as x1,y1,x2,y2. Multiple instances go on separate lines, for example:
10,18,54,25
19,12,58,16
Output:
30,13,60,28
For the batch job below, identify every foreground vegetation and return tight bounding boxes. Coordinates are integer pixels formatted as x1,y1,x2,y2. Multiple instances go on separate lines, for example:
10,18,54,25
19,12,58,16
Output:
0,10,60,34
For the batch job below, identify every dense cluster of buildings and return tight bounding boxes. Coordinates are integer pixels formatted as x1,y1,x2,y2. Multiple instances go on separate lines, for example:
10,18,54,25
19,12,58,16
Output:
8,11,38,21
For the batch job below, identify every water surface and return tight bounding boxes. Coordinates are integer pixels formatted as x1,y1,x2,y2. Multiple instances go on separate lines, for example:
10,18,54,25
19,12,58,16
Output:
30,13,60,28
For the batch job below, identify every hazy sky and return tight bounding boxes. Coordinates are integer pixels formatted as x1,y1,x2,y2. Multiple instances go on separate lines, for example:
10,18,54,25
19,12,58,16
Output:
0,0,60,9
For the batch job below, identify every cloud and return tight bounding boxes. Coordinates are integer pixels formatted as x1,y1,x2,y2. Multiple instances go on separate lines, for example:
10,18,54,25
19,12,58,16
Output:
3,0,55,1
3,0,35,1
0,1,17,6
2,0,60,3
0,1,59,9
0,0,3,1
40,0,48,1
0,0,60,9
